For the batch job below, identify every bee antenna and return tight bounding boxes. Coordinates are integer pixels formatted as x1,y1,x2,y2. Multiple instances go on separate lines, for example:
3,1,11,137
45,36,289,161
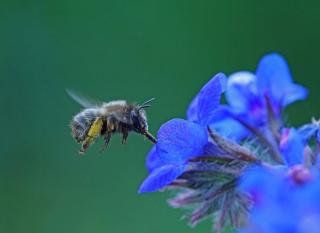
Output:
139,104,151,109
139,98,155,108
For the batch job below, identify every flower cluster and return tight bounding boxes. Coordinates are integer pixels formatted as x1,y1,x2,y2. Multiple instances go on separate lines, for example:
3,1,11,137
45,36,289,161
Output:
139,53,320,233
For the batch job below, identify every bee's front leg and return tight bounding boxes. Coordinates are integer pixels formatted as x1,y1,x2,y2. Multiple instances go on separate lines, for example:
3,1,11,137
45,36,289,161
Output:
100,131,112,153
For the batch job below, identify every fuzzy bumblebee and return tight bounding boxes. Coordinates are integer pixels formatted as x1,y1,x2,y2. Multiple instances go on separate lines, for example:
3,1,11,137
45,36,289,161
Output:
68,90,157,154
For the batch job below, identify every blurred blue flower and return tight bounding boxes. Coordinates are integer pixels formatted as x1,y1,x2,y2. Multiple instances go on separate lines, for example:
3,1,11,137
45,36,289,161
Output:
238,128,318,233
240,166,320,233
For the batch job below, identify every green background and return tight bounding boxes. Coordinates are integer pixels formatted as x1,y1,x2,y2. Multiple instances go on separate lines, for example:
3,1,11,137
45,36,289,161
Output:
1,0,320,232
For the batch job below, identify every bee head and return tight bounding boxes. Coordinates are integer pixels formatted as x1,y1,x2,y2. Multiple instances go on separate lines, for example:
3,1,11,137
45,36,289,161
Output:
130,108,148,133
130,98,155,133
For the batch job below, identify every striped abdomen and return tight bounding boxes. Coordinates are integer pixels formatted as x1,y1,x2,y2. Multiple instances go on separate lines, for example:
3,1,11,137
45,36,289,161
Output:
70,108,102,143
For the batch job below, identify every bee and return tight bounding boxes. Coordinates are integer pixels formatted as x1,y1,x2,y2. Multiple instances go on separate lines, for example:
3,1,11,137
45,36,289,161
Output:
68,90,157,154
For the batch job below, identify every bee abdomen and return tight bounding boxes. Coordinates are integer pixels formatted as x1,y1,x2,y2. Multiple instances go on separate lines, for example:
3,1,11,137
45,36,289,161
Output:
70,108,102,143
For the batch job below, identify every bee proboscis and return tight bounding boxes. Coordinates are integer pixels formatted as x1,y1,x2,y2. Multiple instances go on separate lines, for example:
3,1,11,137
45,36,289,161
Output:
68,90,157,154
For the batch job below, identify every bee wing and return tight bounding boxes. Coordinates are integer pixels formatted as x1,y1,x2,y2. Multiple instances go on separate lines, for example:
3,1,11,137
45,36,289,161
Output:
67,89,101,108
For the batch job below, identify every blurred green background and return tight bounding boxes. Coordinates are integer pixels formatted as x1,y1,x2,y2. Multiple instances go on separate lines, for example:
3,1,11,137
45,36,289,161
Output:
1,0,320,232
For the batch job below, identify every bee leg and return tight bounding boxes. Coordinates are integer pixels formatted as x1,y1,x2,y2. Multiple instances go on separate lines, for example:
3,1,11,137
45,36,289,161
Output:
106,115,117,132
80,139,91,154
80,117,103,154
100,131,112,153
122,129,128,144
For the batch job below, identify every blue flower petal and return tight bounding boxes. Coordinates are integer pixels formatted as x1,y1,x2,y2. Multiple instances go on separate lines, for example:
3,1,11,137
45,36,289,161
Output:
226,71,258,112
186,94,199,123
256,53,293,101
239,166,274,195
157,119,208,164
282,83,308,107
187,73,226,126
197,73,226,125
317,130,320,144
256,53,308,107
210,106,250,141
213,118,249,141
280,128,304,166
146,146,164,172
138,164,186,193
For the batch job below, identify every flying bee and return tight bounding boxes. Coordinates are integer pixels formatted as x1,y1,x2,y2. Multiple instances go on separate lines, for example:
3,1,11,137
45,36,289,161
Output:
67,90,157,154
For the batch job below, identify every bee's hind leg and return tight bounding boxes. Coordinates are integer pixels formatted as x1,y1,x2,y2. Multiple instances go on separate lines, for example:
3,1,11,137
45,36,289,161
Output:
121,129,128,144
80,117,103,154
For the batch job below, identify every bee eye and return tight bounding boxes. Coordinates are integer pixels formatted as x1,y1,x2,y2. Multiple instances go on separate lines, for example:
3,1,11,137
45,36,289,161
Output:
131,111,140,128
130,110,137,118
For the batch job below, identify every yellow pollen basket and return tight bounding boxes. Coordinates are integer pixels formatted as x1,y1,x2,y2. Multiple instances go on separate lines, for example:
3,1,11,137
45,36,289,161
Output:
80,117,103,153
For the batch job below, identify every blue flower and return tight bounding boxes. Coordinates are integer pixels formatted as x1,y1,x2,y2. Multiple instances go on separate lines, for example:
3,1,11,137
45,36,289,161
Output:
138,53,318,233
256,54,308,108
215,53,308,141
139,119,208,193
139,73,227,193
